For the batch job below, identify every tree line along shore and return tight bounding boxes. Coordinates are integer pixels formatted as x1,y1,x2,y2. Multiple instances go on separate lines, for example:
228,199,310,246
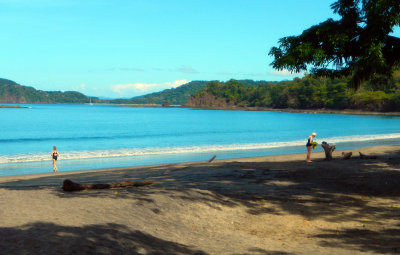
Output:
184,72,400,112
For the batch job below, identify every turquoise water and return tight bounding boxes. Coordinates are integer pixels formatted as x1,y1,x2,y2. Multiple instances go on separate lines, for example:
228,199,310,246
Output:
1,104,400,176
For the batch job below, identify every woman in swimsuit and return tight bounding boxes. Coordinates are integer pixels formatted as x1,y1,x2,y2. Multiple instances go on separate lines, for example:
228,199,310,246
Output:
51,146,59,172
306,132,316,162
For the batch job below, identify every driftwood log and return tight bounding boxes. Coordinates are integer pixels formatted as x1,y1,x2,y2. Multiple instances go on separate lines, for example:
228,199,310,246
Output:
321,142,336,160
62,179,153,192
208,155,217,163
342,152,353,160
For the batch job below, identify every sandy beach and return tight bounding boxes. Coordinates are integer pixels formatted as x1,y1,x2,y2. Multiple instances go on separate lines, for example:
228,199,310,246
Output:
1,145,400,254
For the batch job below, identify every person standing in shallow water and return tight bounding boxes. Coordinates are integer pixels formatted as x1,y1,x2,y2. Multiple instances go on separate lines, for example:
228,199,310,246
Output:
306,132,317,162
51,146,59,172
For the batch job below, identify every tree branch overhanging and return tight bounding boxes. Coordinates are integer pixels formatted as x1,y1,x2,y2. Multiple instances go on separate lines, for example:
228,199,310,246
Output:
269,0,400,89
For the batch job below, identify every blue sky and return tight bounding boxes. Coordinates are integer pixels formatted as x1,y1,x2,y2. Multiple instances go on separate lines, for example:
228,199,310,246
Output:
0,0,394,98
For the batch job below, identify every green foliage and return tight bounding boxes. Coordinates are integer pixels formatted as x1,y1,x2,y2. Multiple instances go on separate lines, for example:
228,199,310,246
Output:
352,90,391,111
193,74,400,112
269,0,400,88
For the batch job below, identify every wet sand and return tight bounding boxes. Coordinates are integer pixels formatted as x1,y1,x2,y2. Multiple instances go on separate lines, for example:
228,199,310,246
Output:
1,145,400,254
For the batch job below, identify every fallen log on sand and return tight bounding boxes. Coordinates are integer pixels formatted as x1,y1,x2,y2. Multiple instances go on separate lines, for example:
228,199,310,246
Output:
62,179,153,192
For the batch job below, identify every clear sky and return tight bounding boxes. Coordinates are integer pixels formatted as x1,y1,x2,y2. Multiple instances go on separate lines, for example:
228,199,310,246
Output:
0,0,390,98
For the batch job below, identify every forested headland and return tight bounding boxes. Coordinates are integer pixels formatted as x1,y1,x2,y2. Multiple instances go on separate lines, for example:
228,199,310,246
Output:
186,71,400,112
0,78,100,104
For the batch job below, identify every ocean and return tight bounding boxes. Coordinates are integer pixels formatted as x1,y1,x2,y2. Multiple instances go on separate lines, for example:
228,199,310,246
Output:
1,104,400,176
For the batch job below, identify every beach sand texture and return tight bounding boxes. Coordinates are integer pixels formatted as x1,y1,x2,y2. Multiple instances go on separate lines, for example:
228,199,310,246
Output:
1,145,400,254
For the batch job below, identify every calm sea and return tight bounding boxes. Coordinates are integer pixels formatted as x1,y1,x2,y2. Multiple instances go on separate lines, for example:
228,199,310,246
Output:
1,104,399,176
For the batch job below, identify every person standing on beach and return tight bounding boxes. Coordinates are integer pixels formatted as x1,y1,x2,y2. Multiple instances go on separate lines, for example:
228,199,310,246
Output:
51,146,59,172
306,132,316,162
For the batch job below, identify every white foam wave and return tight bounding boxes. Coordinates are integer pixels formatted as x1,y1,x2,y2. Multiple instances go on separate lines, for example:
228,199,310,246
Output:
0,141,302,164
1,133,399,164
319,133,400,144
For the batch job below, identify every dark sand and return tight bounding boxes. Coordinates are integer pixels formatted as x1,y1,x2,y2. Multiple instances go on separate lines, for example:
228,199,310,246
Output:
1,145,400,254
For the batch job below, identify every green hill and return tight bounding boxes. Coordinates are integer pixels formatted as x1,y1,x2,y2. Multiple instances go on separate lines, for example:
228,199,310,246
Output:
109,81,209,105
0,78,100,104
109,80,271,105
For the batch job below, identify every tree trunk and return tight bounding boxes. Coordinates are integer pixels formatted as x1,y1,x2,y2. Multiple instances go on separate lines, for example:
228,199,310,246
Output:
321,142,336,160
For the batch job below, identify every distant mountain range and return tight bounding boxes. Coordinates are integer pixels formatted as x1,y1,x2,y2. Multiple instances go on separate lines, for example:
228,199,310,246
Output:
0,78,210,105
0,78,271,105
2,76,399,112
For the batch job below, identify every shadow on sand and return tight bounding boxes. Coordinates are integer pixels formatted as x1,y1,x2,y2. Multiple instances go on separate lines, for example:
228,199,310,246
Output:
0,222,208,255
1,149,400,253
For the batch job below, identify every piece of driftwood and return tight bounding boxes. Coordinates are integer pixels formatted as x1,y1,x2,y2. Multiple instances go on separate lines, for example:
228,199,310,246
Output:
208,155,217,163
62,179,153,192
321,141,336,160
359,152,377,159
342,152,353,160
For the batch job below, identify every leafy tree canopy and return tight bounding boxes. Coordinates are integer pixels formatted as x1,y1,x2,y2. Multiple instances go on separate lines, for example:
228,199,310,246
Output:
269,0,400,88
192,73,400,112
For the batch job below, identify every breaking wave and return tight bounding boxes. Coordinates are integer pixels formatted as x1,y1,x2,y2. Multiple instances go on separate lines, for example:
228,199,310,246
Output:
1,133,399,164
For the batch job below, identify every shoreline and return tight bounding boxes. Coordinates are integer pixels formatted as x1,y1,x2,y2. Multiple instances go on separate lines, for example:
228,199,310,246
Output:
2,103,400,115
1,144,398,183
0,105,29,109
181,105,400,115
